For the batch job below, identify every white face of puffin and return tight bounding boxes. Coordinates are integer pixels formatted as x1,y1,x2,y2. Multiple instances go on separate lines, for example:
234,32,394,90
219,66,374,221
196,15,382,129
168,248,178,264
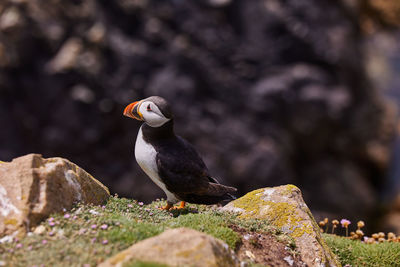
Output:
124,99,171,127
138,100,170,127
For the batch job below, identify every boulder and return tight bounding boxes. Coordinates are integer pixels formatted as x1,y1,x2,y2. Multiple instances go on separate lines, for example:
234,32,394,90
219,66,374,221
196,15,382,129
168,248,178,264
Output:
99,228,239,267
0,154,109,237
222,185,340,267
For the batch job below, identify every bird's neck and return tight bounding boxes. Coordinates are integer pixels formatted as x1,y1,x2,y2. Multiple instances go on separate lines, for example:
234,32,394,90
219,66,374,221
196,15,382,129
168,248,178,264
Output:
141,120,175,143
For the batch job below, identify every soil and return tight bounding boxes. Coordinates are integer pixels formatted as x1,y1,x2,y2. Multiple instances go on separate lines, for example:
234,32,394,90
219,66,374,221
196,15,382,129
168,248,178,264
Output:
230,225,306,267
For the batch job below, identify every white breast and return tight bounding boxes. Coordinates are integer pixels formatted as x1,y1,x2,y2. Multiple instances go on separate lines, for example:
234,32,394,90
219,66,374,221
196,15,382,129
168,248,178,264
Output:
134,126,179,203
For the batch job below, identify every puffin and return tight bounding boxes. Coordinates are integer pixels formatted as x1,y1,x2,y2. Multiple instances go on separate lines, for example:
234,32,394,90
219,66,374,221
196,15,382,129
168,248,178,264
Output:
123,96,237,210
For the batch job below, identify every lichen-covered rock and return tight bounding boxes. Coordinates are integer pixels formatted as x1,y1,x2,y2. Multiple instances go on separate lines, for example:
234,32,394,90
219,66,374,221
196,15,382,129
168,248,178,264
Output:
99,228,239,267
222,185,340,267
0,154,109,237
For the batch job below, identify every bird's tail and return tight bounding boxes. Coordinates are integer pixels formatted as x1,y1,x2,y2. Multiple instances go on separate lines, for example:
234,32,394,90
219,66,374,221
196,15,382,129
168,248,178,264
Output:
227,193,237,200
207,183,237,205
218,192,237,206
208,183,237,196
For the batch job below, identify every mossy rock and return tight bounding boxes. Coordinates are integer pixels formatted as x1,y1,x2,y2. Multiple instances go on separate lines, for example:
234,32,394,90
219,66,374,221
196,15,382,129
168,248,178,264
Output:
223,184,341,267
99,228,239,267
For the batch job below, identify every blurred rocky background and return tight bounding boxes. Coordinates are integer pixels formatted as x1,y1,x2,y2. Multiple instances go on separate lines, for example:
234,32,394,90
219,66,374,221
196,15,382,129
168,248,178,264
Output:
1,0,400,233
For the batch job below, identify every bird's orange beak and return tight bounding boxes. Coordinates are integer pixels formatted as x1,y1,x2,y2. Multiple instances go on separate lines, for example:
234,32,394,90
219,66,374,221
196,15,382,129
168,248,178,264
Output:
123,101,143,121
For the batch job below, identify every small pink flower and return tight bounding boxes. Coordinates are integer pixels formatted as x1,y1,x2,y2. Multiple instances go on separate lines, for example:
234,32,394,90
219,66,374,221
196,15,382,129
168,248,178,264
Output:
49,221,55,227
42,239,48,245
64,214,70,219
101,224,108,230
138,202,144,206
102,239,108,245
340,219,351,227
73,215,78,220
91,237,97,243
149,212,153,216
48,231,55,236
48,217,54,222
127,204,133,208
101,205,106,209
16,243,22,249
91,224,97,229
27,245,32,251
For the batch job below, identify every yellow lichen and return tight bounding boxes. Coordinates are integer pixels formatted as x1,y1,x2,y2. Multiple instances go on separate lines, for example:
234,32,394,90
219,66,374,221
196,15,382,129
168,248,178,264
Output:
229,186,341,266
4,218,18,226
231,188,267,218
282,184,300,195
262,201,313,238
232,187,313,238
175,240,205,259
109,250,130,264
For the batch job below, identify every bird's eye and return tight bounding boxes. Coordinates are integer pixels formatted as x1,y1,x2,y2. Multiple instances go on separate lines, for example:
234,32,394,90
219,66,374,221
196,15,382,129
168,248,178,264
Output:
146,104,152,111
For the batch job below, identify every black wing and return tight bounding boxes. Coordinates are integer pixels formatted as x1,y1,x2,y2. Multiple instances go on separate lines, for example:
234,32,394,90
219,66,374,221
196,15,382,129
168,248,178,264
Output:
155,136,236,202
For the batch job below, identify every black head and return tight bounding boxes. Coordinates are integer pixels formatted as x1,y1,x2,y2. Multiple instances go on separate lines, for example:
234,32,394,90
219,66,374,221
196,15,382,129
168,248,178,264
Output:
123,96,173,127
143,96,173,119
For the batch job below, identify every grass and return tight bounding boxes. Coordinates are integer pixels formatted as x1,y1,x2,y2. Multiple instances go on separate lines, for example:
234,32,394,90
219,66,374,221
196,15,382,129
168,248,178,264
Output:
2,195,398,267
324,233,400,267
0,196,276,267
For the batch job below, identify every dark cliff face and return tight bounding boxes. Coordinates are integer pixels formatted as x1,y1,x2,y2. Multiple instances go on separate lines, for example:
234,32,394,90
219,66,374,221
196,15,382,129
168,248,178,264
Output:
0,0,396,221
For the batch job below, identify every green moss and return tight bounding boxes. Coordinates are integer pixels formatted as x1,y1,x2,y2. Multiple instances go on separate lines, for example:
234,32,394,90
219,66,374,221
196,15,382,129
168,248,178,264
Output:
324,233,400,267
0,196,270,266
170,213,240,248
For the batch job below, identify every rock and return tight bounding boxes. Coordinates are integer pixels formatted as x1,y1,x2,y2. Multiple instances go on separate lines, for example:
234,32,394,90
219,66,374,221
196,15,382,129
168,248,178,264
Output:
206,0,232,7
99,228,239,267
33,225,46,235
363,0,400,28
0,154,109,237
45,38,82,73
0,7,23,31
222,185,340,267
